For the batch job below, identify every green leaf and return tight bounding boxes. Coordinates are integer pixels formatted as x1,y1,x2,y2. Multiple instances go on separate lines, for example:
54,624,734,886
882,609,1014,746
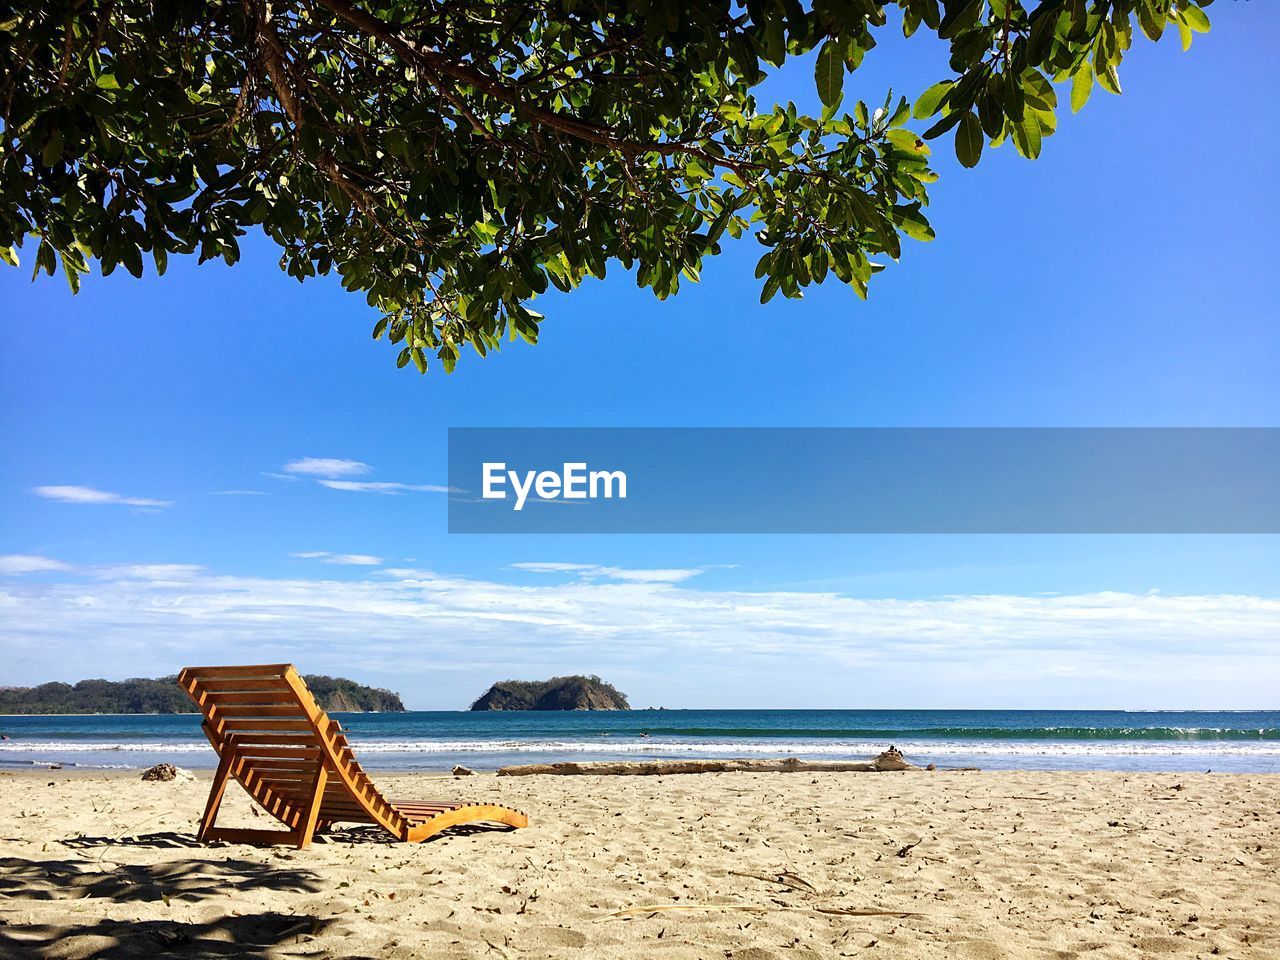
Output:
1012,115,1043,159
1181,5,1210,33
1093,38,1122,96
95,73,120,90
978,88,1003,137
0,245,17,268
1095,59,1121,96
938,0,983,40
912,81,952,120
33,239,56,278
844,189,881,231
41,128,64,167
894,204,935,242
61,254,82,294
814,40,844,108
886,128,930,155
954,112,983,168
1138,2,1165,41
761,13,786,66
760,275,780,304
1071,63,1094,113
887,96,910,128
922,109,964,140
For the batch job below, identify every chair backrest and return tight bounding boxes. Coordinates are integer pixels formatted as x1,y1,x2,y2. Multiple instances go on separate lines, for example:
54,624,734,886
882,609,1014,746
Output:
178,664,403,835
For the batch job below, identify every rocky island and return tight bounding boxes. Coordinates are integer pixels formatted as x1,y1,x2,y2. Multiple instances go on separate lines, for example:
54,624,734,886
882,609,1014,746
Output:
470,675,629,711
0,674,405,714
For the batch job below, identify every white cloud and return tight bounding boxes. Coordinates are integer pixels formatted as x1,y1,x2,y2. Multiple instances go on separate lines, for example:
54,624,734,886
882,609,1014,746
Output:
32,485,172,508
512,562,598,573
512,562,703,583
0,555,72,574
282,458,372,478
268,459,450,495
92,563,206,581
597,567,703,583
317,480,454,494
291,551,383,566
378,567,440,579
1,561,1276,707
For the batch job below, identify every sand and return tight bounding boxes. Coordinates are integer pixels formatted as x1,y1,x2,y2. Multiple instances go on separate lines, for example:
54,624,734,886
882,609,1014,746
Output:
0,769,1276,959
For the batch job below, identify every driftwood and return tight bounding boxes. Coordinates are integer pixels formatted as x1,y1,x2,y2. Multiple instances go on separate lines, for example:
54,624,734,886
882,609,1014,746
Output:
498,748,924,777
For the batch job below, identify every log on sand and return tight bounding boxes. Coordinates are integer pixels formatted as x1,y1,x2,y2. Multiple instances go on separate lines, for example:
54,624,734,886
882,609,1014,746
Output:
498,748,930,777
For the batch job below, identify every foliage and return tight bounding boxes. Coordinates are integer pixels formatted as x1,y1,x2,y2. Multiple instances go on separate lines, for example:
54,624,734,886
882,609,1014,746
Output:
470,675,630,710
0,0,1212,372
298,674,406,711
0,674,405,713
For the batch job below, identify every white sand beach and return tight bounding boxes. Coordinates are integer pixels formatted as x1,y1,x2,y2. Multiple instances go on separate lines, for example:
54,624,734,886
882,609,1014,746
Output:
1,768,1276,959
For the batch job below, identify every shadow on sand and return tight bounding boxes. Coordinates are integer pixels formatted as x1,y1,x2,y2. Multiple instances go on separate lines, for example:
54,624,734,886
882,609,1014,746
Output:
0,853,324,903
57,820,515,851
0,912,347,959
0,855,350,959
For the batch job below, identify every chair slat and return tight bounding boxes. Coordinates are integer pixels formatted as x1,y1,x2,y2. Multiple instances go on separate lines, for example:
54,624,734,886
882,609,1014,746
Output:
229,746,321,757
218,719,315,732
197,691,302,705
181,664,293,679
215,737,314,752
210,704,310,718
195,678,296,692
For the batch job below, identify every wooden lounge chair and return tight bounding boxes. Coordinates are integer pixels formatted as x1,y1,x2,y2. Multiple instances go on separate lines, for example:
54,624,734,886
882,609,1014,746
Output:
178,664,528,848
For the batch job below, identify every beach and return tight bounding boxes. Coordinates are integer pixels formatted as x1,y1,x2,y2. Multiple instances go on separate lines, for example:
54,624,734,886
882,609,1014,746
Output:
1,769,1276,959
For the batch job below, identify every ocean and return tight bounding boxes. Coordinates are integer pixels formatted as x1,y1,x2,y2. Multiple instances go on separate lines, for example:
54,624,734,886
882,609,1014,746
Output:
1,709,1277,773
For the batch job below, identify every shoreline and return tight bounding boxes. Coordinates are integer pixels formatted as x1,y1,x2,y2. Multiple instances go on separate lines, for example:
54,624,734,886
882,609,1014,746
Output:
5,753,1279,775
4,706,1280,716
5,765,1280,780
7,762,1280,783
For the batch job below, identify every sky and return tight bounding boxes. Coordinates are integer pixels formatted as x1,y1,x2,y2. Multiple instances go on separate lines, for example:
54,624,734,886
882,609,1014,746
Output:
1,6,1277,709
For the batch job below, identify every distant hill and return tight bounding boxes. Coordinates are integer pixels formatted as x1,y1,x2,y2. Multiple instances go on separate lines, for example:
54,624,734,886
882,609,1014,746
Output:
470,675,630,711
0,675,405,714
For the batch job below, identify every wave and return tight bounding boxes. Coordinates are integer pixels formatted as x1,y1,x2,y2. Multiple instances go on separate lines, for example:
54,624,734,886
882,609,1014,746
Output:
641,726,1280,741
4,737,1280,757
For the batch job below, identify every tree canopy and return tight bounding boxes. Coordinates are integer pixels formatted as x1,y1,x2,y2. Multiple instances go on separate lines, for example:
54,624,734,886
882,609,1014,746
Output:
0,674,405,713
1,0,1211,372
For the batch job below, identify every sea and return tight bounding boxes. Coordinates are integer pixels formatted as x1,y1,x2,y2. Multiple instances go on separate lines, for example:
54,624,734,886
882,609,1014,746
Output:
1,709,1277,773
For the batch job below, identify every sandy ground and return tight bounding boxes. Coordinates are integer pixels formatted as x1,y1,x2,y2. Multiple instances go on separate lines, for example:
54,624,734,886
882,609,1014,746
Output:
0,768,1276,959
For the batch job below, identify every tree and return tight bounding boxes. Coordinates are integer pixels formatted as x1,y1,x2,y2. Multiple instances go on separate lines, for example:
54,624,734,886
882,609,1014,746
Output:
1,0,1212,372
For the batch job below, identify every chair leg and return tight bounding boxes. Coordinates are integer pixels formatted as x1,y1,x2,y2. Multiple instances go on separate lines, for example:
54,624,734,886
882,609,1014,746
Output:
294,763,329,849
197,744,237,842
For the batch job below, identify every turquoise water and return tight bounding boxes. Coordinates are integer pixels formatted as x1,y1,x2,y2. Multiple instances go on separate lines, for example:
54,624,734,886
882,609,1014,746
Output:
2,709,1277,773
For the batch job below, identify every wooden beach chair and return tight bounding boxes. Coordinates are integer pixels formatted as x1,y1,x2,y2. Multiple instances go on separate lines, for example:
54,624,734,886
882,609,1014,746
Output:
178,664,528,848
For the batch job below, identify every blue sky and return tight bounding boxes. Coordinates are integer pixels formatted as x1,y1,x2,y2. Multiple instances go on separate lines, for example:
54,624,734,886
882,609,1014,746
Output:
1,5,1277,708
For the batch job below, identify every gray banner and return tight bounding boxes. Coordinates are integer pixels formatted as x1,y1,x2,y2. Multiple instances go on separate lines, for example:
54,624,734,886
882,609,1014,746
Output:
447,428,1280,534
